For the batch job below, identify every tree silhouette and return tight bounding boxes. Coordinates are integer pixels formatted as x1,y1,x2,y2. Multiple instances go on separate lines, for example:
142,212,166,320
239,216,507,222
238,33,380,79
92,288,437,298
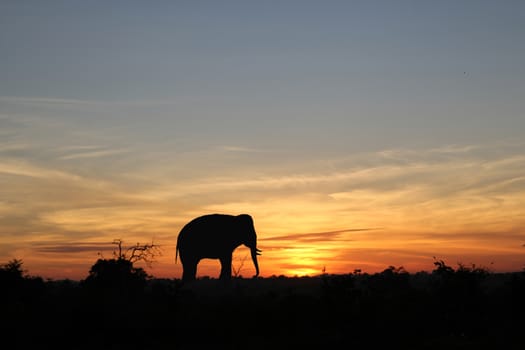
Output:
0,259,26,297
0,258,25,282
82,239,161,292
0,258,44,303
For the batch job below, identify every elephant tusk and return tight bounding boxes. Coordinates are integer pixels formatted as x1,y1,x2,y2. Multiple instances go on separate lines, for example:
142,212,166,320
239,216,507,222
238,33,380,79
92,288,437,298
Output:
256,248,262,252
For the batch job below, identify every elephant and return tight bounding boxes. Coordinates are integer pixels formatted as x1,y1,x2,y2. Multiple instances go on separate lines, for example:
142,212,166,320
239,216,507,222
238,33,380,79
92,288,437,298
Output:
175,214,261,281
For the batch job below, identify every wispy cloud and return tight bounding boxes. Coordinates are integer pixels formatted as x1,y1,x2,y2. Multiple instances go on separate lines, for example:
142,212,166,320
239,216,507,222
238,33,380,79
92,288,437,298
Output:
32,242,114,254
0,159,84,181
218,145,268,153
0,95,181,107
60,148,129,160
0,142,30,153
260,228,379,242
0,96,98,106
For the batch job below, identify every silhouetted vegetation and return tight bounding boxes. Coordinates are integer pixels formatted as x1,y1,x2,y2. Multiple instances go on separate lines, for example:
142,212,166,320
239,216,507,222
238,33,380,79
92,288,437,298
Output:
1,256,524,349
82,257,149,292
0,258,44,304
81,239,158,293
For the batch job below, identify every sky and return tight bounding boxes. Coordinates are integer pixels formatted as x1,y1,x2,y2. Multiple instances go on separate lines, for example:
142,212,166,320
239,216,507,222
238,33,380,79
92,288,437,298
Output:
1,1,525,280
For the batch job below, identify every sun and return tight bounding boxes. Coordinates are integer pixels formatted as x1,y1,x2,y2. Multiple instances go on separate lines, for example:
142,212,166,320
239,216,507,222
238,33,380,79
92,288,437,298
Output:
285,267,320,277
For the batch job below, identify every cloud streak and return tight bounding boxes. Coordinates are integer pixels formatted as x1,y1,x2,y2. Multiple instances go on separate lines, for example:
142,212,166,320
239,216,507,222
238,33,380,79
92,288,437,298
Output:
260,228,379,242
60,148,129,160
32,242,114,254
0,95,182,107
0,159,84,181
218,145,268,153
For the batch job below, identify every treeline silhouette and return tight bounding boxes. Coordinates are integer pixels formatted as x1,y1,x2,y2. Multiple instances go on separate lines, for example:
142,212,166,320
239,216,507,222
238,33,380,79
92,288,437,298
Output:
1,256,524,349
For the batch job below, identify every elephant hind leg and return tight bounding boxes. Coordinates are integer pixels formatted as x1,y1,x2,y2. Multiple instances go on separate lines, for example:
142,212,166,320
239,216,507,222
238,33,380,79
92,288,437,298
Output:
182,260,198,282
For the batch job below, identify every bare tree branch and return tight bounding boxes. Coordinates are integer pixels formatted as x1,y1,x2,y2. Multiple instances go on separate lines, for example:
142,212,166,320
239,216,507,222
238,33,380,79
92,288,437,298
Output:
111,239,162,267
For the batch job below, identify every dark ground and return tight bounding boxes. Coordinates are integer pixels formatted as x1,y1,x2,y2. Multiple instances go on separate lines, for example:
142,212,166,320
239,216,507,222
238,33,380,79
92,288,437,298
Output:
1,266,524,349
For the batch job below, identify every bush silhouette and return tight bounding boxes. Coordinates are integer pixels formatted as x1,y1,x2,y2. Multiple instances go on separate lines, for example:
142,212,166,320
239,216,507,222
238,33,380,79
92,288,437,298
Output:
82,257,149,292
0,259,44,300
0,258,25,281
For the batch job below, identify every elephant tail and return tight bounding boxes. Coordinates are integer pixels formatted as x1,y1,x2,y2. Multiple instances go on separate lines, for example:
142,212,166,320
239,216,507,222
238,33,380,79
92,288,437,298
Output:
175,241,179,264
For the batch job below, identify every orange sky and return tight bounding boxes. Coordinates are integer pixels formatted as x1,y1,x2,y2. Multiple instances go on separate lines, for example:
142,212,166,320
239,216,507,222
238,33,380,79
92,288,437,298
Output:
2,142,524,280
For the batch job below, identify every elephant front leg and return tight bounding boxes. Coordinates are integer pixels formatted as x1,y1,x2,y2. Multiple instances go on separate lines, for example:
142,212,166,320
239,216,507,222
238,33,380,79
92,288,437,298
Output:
219,255,232,280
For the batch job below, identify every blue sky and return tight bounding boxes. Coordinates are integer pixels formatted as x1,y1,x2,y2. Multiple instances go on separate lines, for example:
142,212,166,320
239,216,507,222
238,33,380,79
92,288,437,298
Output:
2,1,524,145
1,1,525,278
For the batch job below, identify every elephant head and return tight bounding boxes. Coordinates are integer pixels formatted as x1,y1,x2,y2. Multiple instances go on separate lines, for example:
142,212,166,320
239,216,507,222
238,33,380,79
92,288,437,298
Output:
176,213,262,281
235,214,261,277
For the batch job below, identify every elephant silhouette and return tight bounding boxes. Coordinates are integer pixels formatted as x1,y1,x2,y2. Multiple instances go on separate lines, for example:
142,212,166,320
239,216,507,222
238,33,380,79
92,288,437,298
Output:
175,214,261,281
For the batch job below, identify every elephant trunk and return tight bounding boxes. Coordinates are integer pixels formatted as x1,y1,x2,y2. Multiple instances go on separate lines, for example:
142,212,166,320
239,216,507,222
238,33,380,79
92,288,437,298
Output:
250,247,261,277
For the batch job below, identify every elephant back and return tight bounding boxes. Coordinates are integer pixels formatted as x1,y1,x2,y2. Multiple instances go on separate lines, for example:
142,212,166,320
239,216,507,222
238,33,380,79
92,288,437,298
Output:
177,214,240,256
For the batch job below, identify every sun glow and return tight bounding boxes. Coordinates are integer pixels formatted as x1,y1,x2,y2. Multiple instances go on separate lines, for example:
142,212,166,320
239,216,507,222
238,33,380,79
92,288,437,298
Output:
284,267,320,277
